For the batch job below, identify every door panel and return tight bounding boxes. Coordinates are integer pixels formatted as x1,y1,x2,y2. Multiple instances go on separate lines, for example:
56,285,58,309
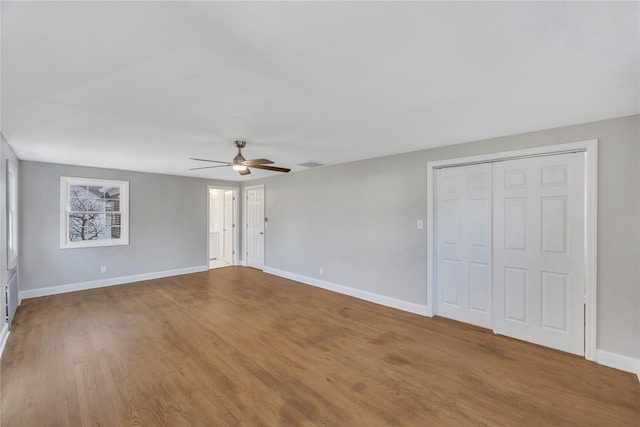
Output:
503,267,527,322
436,163,492,328
504,198,527,250
493,152,585,355
541,197,567,253
540,272,568,331
246,186,265,269
469,262,489,312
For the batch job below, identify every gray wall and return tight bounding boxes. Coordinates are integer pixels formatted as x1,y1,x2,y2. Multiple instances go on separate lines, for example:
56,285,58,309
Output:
19,162,235,291
246,114,640,359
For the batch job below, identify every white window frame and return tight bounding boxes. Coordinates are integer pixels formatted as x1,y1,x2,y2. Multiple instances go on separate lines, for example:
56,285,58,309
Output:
7,161,18,269
60,176,130,249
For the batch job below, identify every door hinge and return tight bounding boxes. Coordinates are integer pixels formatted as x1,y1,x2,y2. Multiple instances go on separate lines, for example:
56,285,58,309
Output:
232,251,235,255
233,224,235,228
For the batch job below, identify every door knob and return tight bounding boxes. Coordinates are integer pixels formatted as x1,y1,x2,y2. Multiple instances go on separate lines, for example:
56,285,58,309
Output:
259,232,264,235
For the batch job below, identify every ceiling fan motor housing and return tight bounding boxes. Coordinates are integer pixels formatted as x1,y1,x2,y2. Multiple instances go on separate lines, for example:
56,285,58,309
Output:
233,141,247,165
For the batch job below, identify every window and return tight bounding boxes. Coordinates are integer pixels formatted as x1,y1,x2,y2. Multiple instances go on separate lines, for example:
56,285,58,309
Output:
7,161,18,268
60,177,129,249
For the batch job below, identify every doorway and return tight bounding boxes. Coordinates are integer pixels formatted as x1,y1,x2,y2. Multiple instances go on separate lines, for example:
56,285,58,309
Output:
208,186,239,269
427,140,598,360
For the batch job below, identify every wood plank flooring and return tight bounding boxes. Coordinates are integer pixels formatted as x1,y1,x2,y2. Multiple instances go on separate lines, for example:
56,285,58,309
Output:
2,267,639,426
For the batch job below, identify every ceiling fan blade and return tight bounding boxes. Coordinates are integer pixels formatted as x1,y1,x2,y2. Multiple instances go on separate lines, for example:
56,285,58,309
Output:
243,158,274,166
189,158,231,165
238,167,251,176
251,165,291,173
189,165,231,171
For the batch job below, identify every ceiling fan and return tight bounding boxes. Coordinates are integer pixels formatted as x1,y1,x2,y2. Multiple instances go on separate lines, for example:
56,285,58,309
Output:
189,140,291,176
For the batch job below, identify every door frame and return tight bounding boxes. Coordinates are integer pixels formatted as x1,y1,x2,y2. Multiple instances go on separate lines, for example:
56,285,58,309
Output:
244,184,265,269
207,185,240,266
426,139,598,361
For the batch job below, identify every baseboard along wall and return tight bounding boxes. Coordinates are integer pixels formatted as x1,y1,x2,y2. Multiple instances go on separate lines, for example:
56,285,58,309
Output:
263,266,430,316
263,266,640,379
18,265,208,302
10,264,640,380
595,349,640,381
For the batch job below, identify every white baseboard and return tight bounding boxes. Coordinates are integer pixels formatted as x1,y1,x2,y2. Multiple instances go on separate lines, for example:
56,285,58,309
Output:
263,266,429,316
596,349,640,379
18,265,208,301
0,322,9,359
13,264,640,381
263,267,640,378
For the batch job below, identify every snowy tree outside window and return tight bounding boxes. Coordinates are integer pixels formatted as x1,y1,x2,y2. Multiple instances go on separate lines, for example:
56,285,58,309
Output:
60,177,129,248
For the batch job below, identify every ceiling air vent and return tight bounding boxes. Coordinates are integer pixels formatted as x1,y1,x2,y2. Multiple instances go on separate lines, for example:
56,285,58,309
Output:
297,161,324,168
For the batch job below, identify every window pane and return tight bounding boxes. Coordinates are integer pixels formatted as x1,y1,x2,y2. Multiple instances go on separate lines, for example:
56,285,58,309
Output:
100,187,120,199
70,185,106,212
69,225,111,242
86,185,119,199
106,213,121,226
70,226,114,241
105,199,121,212
68,213,112,241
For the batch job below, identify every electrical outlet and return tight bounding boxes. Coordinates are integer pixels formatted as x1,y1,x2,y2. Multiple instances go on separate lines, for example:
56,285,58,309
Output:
100,265,107,273
417,220,424,229
319,267,324,275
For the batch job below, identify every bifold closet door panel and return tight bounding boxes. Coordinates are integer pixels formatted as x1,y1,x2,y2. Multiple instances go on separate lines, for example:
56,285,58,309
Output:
435,163,492,328
492,152,585,356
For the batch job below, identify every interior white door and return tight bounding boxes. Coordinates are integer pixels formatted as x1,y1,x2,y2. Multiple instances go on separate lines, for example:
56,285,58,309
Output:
436,163,493,328
223,191,234,263
493,152,585,355
246,186,265,269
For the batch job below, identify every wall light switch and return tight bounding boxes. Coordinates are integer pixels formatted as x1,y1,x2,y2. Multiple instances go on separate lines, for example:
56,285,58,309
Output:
417,220,424,230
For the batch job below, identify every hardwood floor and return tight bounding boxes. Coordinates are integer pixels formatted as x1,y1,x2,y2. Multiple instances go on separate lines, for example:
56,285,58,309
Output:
2,267,639,426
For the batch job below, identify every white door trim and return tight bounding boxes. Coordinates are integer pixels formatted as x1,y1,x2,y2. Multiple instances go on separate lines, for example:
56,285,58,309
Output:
244,184,265,269
426,139,598,361
207,185,240,266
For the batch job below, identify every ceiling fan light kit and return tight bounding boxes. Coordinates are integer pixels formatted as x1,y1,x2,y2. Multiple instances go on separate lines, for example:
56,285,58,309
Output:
189,140,291,176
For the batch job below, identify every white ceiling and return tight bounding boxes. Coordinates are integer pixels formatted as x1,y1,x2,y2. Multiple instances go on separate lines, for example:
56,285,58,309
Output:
1,1,638,181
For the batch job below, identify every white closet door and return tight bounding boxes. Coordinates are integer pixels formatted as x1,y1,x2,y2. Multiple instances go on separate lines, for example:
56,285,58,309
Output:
436,163,493,328
246,186,265,270
493,152,585,355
